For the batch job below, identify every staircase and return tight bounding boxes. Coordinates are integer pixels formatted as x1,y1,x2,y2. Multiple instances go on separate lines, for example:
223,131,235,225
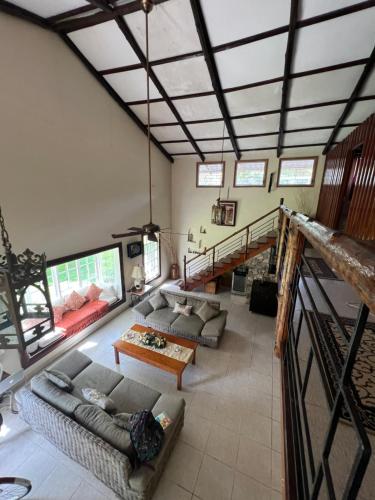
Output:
181,206,280,291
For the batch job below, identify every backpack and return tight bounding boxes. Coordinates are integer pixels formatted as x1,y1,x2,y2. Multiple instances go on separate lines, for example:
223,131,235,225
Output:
128,410,164,466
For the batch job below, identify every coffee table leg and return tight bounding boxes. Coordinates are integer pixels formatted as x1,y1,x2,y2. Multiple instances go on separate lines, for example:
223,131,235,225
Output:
192,350,196,365
114,347,120,365
177,372,182,391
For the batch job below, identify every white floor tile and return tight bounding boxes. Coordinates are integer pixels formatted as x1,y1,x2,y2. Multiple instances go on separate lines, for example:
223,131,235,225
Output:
237,436,272,486
194,455,234,500
205,423,240,467
164,441,203,492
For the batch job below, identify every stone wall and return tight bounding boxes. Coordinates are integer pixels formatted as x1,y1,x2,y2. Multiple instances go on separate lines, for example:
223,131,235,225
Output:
245,248,276,296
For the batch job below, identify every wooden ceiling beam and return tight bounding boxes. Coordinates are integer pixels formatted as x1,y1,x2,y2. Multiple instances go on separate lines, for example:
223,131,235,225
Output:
0,0,52,29
190,0,240,160
323,44,375,154
85,0,113,14
277,0,299,157
171,143,337,156
60,33,174,163
115,15,205,161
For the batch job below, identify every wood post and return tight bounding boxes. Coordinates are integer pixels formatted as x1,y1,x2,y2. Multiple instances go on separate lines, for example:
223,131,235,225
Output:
183,255,187,289
245,227,249,259
212,248,215,277
274,221,305,358
276,211,288,277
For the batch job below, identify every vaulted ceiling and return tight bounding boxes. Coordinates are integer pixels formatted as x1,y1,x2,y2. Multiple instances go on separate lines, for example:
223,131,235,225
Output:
1,0,375,162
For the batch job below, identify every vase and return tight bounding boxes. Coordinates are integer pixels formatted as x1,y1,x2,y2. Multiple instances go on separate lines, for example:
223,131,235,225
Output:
170,263,180,280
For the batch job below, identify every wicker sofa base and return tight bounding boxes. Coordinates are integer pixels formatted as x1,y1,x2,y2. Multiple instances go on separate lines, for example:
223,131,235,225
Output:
20,388,184,500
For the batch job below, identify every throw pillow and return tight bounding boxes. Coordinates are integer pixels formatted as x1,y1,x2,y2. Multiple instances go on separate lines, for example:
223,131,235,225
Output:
196,301,220,322
86,283,103,302
82,387,116,413
65,290,86,311
149,293,168,311
53,305,66,323
173,303,192,317
164,292,186,308
113,412,132,430
44,369,73,392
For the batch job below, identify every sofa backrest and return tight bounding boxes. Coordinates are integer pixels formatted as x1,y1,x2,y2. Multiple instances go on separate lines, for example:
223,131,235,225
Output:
159,289,221,311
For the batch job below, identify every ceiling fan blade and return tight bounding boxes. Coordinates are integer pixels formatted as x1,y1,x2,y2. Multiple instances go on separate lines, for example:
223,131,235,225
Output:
112,231,144,238
147,232,158,242
128,226,143,231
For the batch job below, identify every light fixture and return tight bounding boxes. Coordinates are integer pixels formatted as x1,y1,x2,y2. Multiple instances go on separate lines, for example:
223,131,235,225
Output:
0,207,54,363
131,265,145,289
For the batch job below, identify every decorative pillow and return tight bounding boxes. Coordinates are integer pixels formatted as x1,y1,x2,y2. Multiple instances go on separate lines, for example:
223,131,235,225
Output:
113,412,132,430
173,303,192,317
186,296,204,314
53,305,66,323
82,387,116,413
86,283,103,302
65,290,86,311
44,369,73,392
164,292,186,308
196,301,220,322
149,293,168,311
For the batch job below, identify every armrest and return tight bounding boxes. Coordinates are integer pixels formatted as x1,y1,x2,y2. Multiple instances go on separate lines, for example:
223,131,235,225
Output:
201,310,228,338
133,298,153,318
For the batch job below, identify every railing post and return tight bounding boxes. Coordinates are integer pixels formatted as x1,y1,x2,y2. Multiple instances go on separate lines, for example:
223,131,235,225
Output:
183,255,187,289
245,227,249,259
212,248,215,277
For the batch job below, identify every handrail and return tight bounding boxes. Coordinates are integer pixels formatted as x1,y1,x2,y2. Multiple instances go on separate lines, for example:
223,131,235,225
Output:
185,205,280,265
280,205,375,314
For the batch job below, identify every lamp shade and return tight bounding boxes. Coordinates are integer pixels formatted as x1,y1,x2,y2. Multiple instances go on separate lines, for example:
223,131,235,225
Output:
131,265,144,280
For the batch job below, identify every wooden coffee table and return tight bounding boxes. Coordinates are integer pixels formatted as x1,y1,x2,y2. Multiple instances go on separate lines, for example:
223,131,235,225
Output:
113,324,198,390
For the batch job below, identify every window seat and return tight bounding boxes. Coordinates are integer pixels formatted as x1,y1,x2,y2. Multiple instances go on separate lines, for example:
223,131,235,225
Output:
56,299,110,337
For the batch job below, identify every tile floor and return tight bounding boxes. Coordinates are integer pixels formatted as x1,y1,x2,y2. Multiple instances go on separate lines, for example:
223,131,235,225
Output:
0,285,282,500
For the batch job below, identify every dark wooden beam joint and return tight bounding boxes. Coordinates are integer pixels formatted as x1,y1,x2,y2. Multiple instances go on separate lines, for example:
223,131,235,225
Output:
115,15,205,161
323,43,375,154
277,0,299,158
85,0,113,14
190,0,241,160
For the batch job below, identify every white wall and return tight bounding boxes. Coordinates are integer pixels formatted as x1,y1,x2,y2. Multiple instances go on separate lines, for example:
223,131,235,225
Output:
0,14,172,374
171,149,325,264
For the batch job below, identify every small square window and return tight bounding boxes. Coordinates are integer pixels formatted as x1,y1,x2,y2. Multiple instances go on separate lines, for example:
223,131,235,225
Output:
234,160,268,187
277,157,317,187
196,162,225,187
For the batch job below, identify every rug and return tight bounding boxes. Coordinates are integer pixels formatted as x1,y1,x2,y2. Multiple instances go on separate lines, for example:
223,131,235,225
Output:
302,257,341,280
309,312,375,432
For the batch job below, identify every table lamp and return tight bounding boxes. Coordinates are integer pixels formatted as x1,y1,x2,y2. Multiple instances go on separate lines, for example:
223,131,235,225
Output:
131,265,144,290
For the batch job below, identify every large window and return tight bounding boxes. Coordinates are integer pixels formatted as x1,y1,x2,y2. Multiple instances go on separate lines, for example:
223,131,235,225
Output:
196,162,225,187
234,160,268,187
277,157,317,187
143,235,160,283
46,244,124,304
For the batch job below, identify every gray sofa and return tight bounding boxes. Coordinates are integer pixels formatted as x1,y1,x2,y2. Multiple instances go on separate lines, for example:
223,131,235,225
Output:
133,289,227,348
20,350,185,500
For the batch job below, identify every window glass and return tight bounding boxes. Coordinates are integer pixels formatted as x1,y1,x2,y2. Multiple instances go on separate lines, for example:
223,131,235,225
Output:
234,160,267,186
197,162,224,187
143,235,160,283
278,158,316,186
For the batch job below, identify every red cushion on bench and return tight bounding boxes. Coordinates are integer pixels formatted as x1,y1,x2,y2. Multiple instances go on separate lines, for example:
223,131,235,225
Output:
56,300,109,336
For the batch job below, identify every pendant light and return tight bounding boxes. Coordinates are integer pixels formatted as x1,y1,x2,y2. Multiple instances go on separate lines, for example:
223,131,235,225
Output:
211,123,226,225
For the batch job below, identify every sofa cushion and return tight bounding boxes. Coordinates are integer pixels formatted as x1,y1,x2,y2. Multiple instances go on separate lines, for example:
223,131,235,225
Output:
146,309,179,328
196,301,220,322
113,412,132,430
82,387,116,412
71,362,123,399
186,296,204,314
149,293,168,311
65,290,87,311
44,369,73,392
133,299,153,318
162,292,186,308
171,314,205,337
109,378,161,414
31,374,82,416
201,310,227,338
50,350,92,379
74,404,135,462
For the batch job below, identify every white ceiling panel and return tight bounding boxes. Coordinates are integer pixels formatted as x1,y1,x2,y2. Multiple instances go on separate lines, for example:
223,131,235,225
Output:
153,57,213,96
188,121,225,139
343,100,375,124
301,0,366,20
196,139,233,152
125,0,201,61
165,143,196,154
151,125,188,142
289,66,365,106
68,21,139,71
201,0,290,47
233,114,281,135
283,129,331,146
335,126,356,142
105,69,161,102
226,82,283,116
293,10,375,73
215,34,288,89
360,68,375,96
174,95,221,121
129,101,176,124
286,104,345,129
9,0,86,17
238,136,277,149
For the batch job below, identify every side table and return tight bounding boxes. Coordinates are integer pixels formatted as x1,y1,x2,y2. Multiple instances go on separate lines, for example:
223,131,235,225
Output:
128,284,154,307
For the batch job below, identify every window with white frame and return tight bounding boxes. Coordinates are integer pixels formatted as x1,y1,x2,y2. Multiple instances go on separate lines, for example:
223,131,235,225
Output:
234,160,268,187
278,157,317,186
143,235,160,283
196,162,225,187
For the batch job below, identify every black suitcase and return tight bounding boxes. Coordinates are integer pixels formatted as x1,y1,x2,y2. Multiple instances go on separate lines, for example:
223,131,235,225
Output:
249,280,278,317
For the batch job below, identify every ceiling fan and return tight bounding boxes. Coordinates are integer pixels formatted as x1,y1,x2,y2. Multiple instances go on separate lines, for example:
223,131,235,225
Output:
112,0,174,244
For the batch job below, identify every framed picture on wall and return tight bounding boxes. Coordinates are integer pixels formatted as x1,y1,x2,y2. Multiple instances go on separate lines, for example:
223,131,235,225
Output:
219,201,237,226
